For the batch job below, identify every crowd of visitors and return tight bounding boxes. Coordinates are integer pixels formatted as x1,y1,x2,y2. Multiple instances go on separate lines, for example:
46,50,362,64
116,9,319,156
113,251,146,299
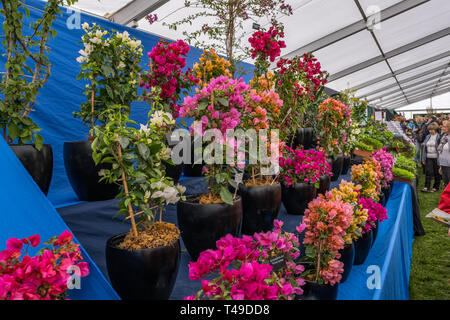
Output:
396,115,450,192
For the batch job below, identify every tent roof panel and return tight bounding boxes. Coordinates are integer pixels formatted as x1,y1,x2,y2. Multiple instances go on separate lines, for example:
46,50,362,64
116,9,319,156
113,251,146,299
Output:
313,30,380,75
373,0,450,52
387,35,450,71
326,61,391,91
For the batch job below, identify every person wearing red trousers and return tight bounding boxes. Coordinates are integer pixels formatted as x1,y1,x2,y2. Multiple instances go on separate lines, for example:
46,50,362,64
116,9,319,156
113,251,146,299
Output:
438,182,450,237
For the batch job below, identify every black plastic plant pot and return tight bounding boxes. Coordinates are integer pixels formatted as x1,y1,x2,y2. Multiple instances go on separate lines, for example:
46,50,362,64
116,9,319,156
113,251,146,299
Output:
341,155,351,175
353,229,373,265
10,144,53,195
291,128,304,149
302,279,339,300
164,161,184,183
176,196,243,260
382,185,391,203
327,155,344,182
238,183,282,235
292,127,314,149
318,175,331,196
165,133,184,183
281,182,317,216
302,127,314,149
105,234,180,300
64,141,120,201
337,242,355,283
380,192,386,206
371,220,380,247
182,138,203,177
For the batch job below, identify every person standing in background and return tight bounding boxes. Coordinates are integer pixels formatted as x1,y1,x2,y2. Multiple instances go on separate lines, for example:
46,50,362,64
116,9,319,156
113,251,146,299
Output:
422,122,441,192
438,120,450,188
414,117,424,163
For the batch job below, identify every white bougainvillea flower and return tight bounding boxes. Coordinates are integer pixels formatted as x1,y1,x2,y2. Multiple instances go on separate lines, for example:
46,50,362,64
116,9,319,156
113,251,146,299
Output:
90,37,102,44
139,124,151,136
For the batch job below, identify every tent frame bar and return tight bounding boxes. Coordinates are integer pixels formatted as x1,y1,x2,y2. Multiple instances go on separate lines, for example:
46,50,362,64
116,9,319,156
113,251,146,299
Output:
282,0,430,59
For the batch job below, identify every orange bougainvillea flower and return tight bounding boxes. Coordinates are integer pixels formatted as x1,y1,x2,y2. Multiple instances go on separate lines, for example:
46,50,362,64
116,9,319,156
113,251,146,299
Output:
193,49,232,87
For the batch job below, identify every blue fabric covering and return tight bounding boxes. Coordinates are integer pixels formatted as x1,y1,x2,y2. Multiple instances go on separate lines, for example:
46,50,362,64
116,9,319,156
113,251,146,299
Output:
337,182,414,300
56,175,415,300
0,0,254,208
0,137,120,300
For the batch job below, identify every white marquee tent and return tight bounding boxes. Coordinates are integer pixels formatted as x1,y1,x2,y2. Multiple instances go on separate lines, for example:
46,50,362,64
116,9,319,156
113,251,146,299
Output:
67,0,450,116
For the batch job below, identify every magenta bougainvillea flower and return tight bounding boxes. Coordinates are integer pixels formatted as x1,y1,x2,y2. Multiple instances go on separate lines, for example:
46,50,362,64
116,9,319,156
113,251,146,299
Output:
185,220,306,300
249,26,286,63
279,146,331,187
140,39,199,117
359,197,388,233
0,231,89,300
372,147,394,188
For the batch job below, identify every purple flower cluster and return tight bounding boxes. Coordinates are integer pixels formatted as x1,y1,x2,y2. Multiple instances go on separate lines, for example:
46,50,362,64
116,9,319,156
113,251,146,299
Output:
359,197,388,233
372,147,394,188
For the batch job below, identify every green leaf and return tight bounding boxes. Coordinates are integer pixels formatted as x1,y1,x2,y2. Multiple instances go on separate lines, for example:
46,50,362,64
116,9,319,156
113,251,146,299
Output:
101,64,114,77
216,97,229,107
137,143,150,160
118,136,129,150
305,246,316,258
91,136,99,152
220,186,233,205
34,134,43,151
198,100,208,111
8,123,19,141
105,85,114,99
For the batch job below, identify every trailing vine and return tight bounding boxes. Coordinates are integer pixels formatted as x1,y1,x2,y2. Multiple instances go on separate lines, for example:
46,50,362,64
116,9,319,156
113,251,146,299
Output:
0,0,77,149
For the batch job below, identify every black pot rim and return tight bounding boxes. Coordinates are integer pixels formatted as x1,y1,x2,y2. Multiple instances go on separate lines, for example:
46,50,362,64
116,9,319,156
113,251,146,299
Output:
106,232,180,253
240,182,281,190
64,140,93,145
9,143,52,148
304,279,338,288
281,181,315,188
180,194,242,206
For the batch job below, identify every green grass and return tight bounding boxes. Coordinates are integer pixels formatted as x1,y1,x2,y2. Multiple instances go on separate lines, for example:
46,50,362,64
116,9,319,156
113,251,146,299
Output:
409,172,450,300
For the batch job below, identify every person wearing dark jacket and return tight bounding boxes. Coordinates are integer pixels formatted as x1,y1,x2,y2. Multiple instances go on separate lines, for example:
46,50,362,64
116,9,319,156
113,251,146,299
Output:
422,122,441,192
438,120,450,187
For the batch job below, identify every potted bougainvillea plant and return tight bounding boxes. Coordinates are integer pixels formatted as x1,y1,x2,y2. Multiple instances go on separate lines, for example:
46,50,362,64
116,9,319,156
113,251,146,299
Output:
359,197,388,247
176,75,249,260
140,39,199,181
67,23,143,201
279,146,330,215
0,0,77,194
372,147,395,202
181,48,233,177
92,106,185,300
0,231,89,300
273,53,329,149
328,180,368,280
228,26,286,235
185,220,306,300
301,196,353,300
317,98,352,181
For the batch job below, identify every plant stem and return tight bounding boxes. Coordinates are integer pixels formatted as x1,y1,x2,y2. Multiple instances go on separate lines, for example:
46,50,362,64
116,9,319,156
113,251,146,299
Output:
117,143,138,238
316,240,321,283
90,84,95,136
